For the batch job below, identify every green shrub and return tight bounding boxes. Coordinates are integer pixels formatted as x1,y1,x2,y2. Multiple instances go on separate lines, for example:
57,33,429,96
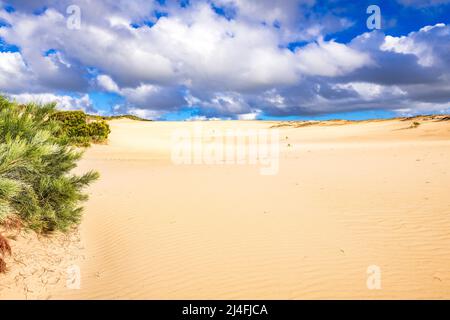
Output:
88,120,111,142
51,110,87,127
0,97,98,232
51,111,111,145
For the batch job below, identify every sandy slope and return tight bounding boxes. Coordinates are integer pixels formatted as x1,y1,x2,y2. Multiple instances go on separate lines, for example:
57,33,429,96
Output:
3,117,450,299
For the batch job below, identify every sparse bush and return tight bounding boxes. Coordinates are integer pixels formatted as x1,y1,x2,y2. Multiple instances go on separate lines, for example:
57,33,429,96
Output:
88,114,151,121
0,97,99,271
410,121,420,129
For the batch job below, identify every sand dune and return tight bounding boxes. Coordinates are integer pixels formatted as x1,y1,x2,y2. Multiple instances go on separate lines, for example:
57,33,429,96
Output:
2,117,450,299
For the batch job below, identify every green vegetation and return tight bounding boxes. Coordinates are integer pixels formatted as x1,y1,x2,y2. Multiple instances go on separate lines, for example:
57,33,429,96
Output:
88,114,152,122
0,97,100,272
410,121,421,129
51,111,111,146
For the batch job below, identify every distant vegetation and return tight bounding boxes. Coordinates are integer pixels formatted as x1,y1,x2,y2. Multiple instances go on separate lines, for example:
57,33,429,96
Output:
0,97,100,272
88,114,152,122
51,111,111,147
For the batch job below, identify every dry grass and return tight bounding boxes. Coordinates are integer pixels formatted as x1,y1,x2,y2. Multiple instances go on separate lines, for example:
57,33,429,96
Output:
0,233,11,273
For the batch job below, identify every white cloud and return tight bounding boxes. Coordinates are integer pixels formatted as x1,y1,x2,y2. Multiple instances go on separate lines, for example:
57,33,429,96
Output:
194,91,252,117
393,101,450,116
262,89,286,109
333,82,406,100
295,39,371,76
97,74,120,93
381,23,447,66
126,107,163,120
120,83,186,110
237,111,261,120
2,1,352,94
0,51,32,92
8,92,95,112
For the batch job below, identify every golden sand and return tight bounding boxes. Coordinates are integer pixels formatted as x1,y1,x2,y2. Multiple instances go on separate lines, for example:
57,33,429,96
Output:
2,117,450,299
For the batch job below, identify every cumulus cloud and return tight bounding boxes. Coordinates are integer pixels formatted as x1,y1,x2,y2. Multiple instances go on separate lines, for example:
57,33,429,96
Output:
237,111,261,120
0,0,449,118
120,84,186,111
295,38,372,77
333,82,406,101
381,23,449,67
0,51,31,92
97,74,120,93
8,92,96,113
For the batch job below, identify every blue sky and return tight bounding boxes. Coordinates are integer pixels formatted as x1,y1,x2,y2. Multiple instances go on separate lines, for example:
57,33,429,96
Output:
0,0,449,120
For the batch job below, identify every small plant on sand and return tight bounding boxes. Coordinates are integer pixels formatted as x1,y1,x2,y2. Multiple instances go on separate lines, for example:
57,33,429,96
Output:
410,121,420,129
0,96,99,272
